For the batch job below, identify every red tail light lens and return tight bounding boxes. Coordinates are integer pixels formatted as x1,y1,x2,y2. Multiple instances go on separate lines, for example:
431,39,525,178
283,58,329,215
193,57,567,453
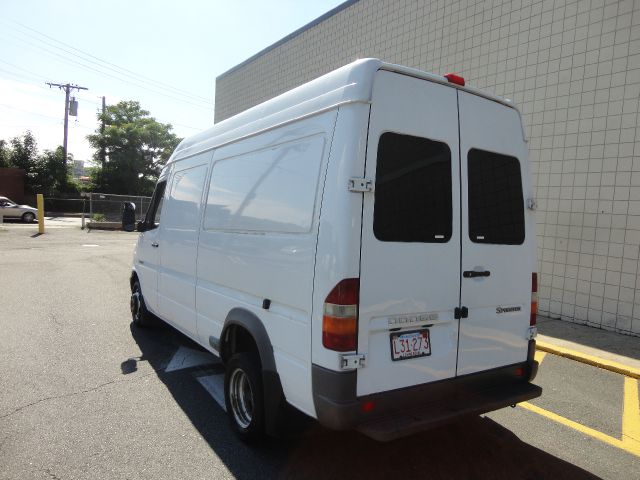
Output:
361,401,376,413
322,278,359,352
530,273,538,326
444,73,465,86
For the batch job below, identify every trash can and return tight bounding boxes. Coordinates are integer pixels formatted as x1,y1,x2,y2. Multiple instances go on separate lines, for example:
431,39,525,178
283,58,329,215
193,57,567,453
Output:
122,202,136,232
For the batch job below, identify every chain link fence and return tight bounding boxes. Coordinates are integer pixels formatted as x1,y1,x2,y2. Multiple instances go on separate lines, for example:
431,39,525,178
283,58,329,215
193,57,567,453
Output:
87,193,152,225
44,198,86,214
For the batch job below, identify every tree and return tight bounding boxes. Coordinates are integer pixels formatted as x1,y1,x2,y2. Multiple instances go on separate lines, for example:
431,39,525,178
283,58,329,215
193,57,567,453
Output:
0,140,10,168
9,131,38,172
87,101,181,195
0,132,69,195
27,146,68,196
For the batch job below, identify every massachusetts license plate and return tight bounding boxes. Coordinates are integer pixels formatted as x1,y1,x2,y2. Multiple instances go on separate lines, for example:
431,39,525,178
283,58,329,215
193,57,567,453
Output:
390,329,431,361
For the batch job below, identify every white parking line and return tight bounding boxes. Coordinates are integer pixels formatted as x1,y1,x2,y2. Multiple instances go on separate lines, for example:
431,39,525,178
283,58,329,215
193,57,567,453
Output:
165,345,219,373
196,374,226,411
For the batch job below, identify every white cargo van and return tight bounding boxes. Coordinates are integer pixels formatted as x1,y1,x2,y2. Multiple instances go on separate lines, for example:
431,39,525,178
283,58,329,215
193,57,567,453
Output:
130,58,541,442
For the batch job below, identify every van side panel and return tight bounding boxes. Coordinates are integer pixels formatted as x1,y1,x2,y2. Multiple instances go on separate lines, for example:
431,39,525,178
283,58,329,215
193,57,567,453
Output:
157,153,212,338
195,111,338,416
311,103,371,372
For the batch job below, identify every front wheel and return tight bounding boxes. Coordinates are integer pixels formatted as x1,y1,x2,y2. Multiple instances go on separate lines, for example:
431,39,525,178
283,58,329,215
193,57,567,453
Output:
22,212,35,223
130,280,152,327
224,353,265,442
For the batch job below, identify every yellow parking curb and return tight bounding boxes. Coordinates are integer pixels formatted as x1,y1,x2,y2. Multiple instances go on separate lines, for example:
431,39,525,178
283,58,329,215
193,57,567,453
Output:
537,341,640,379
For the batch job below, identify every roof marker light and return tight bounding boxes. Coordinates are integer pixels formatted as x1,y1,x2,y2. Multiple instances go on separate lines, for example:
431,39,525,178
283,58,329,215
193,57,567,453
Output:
444,73,465,86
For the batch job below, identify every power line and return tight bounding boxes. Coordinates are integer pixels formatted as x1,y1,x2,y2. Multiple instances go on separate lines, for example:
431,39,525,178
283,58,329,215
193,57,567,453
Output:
0,103,62,122
0,59,46,81
1,20,214,106
9,20,212,103
0,33,214,112
0,67,43,84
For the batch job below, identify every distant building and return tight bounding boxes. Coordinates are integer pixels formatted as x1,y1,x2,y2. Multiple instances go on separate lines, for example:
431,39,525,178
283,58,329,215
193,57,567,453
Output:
214,0,640,336
71,160,85,179
0,168,25,203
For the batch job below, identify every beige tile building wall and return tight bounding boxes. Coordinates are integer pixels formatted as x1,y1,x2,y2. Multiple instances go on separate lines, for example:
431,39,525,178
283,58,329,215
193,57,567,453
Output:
215,0,640,336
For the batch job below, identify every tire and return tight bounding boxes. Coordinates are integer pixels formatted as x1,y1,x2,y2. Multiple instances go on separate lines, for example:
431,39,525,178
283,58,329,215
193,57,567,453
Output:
22,212,35,223
130,280,152,327
224,352,265,442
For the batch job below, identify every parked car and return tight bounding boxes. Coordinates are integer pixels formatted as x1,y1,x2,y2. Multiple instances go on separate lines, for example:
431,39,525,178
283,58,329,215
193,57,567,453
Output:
0,196,38,222
129,58,541,442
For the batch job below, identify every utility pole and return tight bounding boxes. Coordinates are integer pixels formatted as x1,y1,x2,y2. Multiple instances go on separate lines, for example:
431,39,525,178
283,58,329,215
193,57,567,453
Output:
46,82,88,168
100,96,106,166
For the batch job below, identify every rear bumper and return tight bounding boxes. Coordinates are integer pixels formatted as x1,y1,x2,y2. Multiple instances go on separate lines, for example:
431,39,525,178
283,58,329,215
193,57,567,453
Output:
312,352,541,441
357,378,541,441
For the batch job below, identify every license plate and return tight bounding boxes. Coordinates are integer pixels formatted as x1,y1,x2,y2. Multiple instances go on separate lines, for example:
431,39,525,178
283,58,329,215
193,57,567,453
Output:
390,329,431,361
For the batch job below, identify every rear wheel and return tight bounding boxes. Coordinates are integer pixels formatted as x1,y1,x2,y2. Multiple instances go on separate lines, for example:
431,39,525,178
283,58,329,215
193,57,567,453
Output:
22,212,35,223
224,352,265,442
130,280,151,327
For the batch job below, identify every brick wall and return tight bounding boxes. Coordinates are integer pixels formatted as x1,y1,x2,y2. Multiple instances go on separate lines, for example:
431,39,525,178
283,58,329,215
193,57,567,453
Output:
215,0,640,336
0,168,26,203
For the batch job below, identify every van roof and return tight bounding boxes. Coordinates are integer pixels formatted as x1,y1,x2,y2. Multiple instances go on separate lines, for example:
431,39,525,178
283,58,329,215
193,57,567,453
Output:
171,58,517,162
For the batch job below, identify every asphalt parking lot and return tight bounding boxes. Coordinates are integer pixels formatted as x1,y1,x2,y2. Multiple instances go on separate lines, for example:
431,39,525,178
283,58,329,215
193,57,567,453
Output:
0,223,638,479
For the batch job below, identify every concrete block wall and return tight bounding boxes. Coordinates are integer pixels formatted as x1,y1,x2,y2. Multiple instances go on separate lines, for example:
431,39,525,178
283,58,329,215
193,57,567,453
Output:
215,0,640,336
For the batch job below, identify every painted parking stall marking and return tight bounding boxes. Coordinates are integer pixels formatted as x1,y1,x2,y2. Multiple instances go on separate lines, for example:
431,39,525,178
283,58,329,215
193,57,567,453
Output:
195,374,227,412
519,351,640,457
165,345,219,372
164,345,227,410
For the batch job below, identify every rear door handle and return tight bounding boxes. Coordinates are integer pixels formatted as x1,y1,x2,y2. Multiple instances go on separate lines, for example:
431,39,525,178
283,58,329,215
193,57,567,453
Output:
151,242,159,248
463,270,490,278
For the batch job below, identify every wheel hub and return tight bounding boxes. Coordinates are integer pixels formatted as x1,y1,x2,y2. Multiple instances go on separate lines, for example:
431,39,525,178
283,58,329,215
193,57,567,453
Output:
229,368,254,429
130,291,140,319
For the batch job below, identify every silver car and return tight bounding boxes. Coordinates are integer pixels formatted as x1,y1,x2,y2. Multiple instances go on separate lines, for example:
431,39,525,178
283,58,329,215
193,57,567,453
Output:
0,196,38,222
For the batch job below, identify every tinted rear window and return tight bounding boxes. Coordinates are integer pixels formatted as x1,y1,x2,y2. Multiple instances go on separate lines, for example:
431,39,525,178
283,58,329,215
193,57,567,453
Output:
467,149,524,245
373,132,452,243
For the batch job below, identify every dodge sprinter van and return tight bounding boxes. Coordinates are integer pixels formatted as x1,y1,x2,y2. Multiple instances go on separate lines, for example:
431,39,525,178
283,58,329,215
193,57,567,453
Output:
130,59,541,441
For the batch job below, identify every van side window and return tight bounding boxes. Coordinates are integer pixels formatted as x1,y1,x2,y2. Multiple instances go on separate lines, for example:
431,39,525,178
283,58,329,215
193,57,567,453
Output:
204,136,325,233
373,132,452,243
467,149,524,245
145,180,167,228
162,165,207,230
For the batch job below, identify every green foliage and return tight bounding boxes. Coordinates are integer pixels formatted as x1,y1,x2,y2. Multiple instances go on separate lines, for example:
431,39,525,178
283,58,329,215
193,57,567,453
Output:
0,132,69,195
9,131,38,171
87,101,181,196
27,146,68,196
91,213,106,222
0,140,10,168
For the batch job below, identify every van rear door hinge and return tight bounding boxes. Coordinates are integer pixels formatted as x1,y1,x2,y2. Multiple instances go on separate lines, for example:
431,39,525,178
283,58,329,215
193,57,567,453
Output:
339,353,366,370
454,306,469,319
348,177,373,193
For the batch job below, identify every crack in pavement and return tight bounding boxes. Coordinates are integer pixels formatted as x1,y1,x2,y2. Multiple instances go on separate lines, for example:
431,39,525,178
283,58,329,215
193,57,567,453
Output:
0,371,155,421
44,468,62,480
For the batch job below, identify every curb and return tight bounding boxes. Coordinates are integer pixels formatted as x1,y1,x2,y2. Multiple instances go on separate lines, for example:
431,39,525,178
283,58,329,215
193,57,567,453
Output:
537,341,640,379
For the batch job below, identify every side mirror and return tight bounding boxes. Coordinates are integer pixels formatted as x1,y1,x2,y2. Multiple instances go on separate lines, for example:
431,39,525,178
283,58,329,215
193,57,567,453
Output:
136,221,147,232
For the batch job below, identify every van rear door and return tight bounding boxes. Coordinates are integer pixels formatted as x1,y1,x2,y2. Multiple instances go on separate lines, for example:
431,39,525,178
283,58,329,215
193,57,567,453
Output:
357,71,461,397
456,91,535,375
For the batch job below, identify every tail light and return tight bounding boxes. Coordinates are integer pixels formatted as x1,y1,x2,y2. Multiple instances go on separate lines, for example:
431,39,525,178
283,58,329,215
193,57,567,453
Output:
361,401,376,413
530,273,538,326
322,278,359,351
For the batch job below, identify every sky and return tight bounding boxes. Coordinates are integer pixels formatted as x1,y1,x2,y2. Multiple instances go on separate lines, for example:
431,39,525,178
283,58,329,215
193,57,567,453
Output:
0,0,346,164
